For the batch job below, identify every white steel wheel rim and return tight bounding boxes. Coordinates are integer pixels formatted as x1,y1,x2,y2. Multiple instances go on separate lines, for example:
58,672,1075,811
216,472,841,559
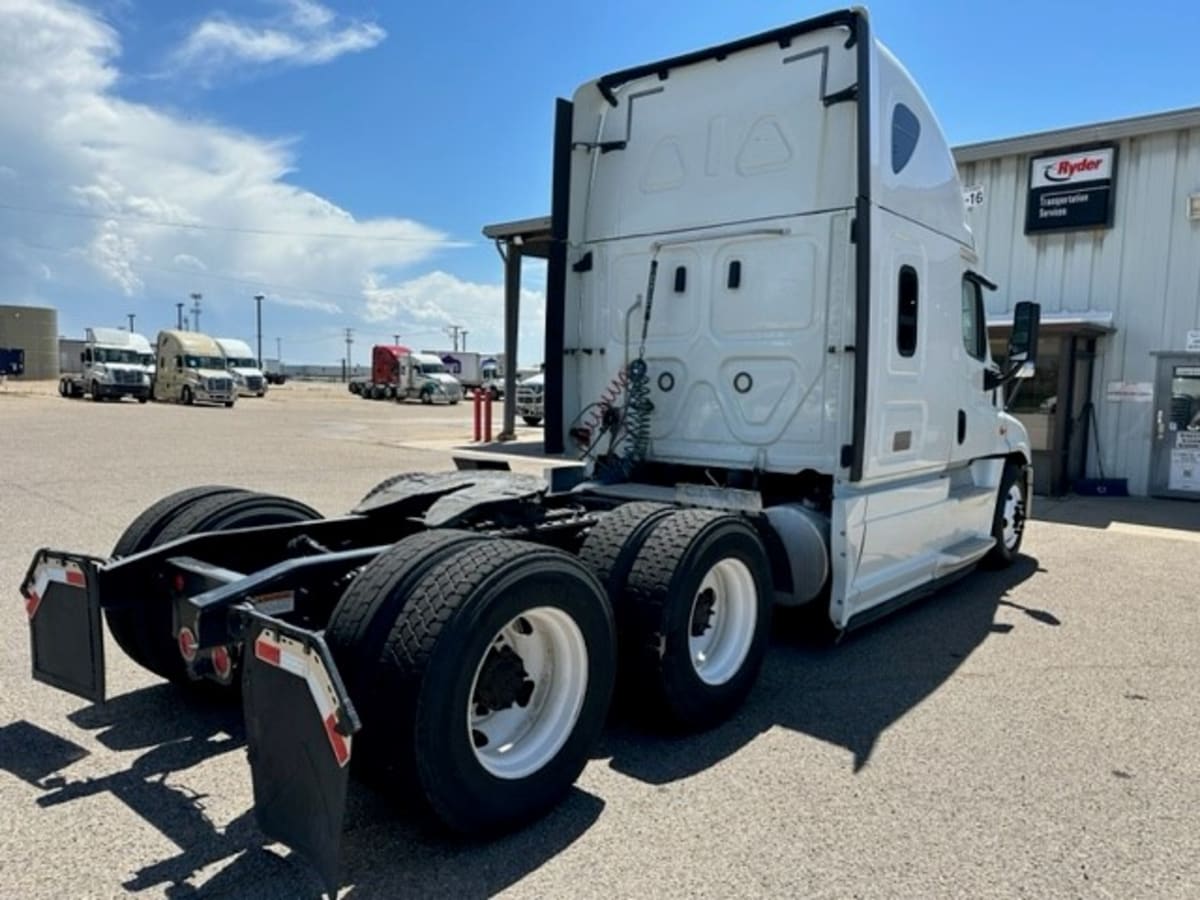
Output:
1001,484,1024,549
688,558,758,686
467,606,589,781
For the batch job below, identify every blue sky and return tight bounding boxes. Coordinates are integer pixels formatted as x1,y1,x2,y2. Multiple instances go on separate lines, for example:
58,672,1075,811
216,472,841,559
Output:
2,0,1197,366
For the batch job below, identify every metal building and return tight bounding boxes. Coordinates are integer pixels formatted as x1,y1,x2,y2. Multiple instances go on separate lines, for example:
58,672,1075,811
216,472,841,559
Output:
0,304,58,380
955,107,1200,499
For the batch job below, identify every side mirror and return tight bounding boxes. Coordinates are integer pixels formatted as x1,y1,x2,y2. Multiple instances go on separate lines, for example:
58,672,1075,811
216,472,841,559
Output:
1007,301,1040,366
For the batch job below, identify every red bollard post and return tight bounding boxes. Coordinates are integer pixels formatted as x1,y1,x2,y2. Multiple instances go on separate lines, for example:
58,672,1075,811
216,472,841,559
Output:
473,388,482,442
484,388,493,443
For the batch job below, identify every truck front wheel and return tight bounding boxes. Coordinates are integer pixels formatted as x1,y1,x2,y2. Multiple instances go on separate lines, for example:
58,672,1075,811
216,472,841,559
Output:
90,381,103,402
983,462,1028,568
370,540,615,834
522,416,542,427
623,510,772,730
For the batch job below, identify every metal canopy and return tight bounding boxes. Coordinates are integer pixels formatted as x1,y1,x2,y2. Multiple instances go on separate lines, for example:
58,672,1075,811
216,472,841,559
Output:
988,310,1116,336
482,216,552,258
481,216,553,440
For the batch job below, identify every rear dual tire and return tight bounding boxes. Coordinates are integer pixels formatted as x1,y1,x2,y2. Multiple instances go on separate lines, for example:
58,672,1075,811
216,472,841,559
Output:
330,538,616,835
619,509,773,730
107,487,321,685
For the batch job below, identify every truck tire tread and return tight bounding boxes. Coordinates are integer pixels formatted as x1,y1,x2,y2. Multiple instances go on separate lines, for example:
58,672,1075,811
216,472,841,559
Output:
624,509,772,730
111,486,247,559
577,502,674,603
325,528,487,774
109,490,319,684
374,539,615,834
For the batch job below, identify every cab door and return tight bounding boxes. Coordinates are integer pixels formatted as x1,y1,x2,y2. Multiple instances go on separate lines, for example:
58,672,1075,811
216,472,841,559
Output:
949,273,1000,465
1149,355,1200,498
153,337,173,400
859,218,958,483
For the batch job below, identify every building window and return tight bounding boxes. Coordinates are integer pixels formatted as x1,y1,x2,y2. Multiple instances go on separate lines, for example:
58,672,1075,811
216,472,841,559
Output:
991,336,1061,415
961,277,986,360
891,103,921,174
897,265,918,357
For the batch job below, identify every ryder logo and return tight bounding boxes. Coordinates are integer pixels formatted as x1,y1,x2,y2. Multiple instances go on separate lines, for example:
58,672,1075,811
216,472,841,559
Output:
1043,156,1104,183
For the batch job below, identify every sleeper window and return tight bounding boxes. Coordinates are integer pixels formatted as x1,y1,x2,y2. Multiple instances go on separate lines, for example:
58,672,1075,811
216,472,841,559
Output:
897,265,918,357
891,103,921,174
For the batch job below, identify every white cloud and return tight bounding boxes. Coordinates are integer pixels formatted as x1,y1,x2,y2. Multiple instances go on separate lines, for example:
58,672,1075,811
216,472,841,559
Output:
171,252,207,271
170,0,385,82
0,1,544,365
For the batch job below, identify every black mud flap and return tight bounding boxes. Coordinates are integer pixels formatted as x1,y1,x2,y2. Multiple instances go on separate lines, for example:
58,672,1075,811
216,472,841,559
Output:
20,550,107,704
241,613,361,897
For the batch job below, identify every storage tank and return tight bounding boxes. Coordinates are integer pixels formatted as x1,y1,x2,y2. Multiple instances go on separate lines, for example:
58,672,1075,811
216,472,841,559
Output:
0,304,59,379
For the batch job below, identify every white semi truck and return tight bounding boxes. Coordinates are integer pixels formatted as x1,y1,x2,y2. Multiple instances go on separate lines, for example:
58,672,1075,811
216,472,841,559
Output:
58,327,154,402
20,11,1039,893
214,338,268,397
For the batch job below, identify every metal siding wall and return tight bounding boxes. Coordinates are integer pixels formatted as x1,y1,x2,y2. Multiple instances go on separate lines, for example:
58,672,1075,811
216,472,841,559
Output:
0,304,58,379
960,126,1200,495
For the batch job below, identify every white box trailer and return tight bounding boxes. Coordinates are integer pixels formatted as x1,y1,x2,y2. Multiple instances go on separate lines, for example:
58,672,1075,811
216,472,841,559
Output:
424,350,482,387
19,10,1039,893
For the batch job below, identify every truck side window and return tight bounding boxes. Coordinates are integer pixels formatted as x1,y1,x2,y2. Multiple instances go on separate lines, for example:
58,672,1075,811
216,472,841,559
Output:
891,103,921,174
175,356,182,370
961,277,986,360
897,265,918,357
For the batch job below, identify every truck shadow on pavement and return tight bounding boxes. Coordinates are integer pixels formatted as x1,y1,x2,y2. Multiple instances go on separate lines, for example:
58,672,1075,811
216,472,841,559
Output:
0,686,255,894
602,555,1052,785
0,683,604,898
0,557,1051,898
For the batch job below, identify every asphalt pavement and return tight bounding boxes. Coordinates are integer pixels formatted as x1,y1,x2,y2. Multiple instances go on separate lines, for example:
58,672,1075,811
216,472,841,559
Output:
1,382,1197,899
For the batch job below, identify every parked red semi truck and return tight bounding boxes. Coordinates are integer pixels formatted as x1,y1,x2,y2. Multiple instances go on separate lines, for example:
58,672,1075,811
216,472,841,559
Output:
20,9,1040,894
349,344,464,403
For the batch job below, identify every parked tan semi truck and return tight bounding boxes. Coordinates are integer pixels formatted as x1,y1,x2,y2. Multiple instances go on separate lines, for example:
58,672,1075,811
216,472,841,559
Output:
150,330,237,406
21,10,1039,893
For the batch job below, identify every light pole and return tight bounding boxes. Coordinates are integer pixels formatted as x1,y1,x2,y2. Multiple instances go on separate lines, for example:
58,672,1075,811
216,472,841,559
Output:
189,292,202,332
175,302,184,329
253,294,264,368
461,330,468,351
276,336,282,367
393,333,400,346
127,313,136,333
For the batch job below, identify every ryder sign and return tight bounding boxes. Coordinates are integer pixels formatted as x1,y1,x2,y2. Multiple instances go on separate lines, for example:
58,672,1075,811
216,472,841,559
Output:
1025,146,1116,233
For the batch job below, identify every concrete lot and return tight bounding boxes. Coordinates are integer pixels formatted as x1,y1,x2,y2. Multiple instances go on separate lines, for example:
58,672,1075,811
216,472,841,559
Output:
1,382,1198,899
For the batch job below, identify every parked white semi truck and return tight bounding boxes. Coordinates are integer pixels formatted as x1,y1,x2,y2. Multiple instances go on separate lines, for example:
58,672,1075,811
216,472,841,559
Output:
21,11,1039,893
58,327,153,402
214,338,268,397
